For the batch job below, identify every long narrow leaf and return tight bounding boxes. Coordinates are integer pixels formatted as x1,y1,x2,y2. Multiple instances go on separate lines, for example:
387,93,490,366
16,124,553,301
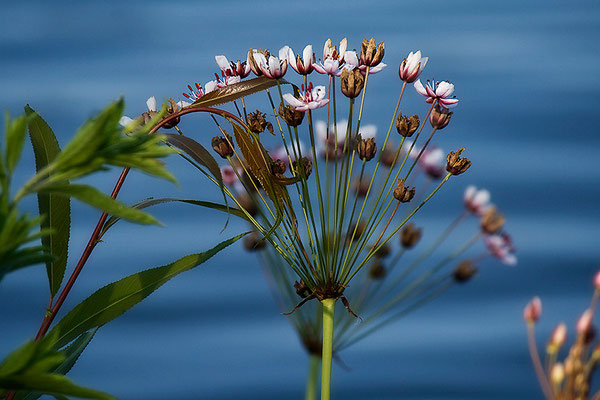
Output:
191,76,286,107
0,373,115,400
25,105,70,297
46,232,248,348
164,134,223,188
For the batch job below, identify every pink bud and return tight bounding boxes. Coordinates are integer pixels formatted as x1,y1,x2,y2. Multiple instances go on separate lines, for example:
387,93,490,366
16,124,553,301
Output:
577,309,593,335
523,297,542,323
549,323,567,348
594,270,600,291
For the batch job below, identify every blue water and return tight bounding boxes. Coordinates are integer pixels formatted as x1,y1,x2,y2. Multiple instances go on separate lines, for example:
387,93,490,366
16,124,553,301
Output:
2,1,600,399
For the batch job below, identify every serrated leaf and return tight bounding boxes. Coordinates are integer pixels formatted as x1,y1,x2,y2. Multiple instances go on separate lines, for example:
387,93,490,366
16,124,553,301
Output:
45,232,248,349
0,373,115,400
5,113,28,173
25,105,70,297
100,198,249,237
39,184,158,225
191,77,287,107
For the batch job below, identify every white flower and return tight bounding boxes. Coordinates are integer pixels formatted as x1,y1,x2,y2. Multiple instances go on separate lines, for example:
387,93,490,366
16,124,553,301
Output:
313,38,347,76
418,147,445,179
343,51,387,75
398,51,428,83
215,55,251,78
282,83,329,112
284,44,315,75
464,185,492,216
485,233,517,266
414,79,459,108
254,47,289,79
119,96,156,127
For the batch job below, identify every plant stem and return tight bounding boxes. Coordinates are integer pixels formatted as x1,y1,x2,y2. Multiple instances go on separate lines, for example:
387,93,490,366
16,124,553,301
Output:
321,298,336,400
306,354,320,400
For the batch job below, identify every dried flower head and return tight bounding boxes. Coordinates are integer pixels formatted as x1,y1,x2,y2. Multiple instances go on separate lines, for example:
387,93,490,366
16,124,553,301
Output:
356,134,377,161
446,147,471,175
293,157,312,178
360,38,385,67
480,207,505,234
369,260,386,280
400,223,422,249
393,179,415,203
278,102,305,127
340,68,365,99
246,110,273,134
211,135,234,159
453,260,478,283
396,113,420,137
429,104,453,130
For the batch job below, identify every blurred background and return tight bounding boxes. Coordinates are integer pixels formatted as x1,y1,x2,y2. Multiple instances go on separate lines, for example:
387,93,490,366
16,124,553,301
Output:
1,0,599,399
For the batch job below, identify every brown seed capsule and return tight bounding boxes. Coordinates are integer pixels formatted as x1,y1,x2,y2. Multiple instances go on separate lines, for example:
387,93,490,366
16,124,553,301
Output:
429,105,453,130
246,110,273,134
211,134,234,158
356,134,377,161
360,38,385,67
393,178,415,203
237,192,258,216
480,207,505,234
372,243,391,258
271,159,287,176
453,260,478,283
279,102,305,127
247,48,270,76
347,220,366,243
340,68,364,99
160,98,181,129
380,142,398,168
243,231,265,251
396,113,420,137
369,260,386,280
400,223,422,249
446,147,471,175
294,280,312,298
293,157,312,178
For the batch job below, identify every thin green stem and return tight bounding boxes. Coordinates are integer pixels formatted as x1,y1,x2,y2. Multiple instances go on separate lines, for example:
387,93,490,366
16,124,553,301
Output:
306,354,320,400
321,298,336,400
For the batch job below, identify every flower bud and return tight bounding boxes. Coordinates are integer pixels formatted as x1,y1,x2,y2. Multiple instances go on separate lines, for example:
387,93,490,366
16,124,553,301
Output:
356,134,377,161
293,157,312,178
577,309,594,336
279,102,305,127
480,207,505,234
294,280,312,298
446,147,471,175
211,135,234,158
429,105,453,130
160,99,181,129
453,260,478,283
400,223,422,249
550,363,565,385
523,296,542,323
340,68,364,98
369,260,386,280
393,179,415,203
243,231,265,251
396,113,420,137
548,323,567,352
246,110,273,134
360,38,385,67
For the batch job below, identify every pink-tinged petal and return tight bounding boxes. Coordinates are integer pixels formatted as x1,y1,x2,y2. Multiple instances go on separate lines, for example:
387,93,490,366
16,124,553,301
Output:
312,85,327,101
419,57,428,73
119,116,134,127
303,44,313,67
313,63,327,74
244,63,251,76
254,52,267,67
426,98,434,104
283,93,305,108
268,56,279,76
473,190,490,207
205,80,219,93
414,79,428,97
464,185,476,202
439,98,459,108
323,38,331,59
425,83,437,98
215,55,230,72
176,100,191,108
436,81,454,98
503,254,517,266
344,51,359,67
278,46,289,63
368,63,387,74
296,105,309,112
338,38,347,60
146,96,157,112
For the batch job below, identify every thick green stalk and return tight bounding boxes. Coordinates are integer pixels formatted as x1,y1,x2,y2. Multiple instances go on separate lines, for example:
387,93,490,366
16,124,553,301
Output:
306,354,320,400
321,298,336,400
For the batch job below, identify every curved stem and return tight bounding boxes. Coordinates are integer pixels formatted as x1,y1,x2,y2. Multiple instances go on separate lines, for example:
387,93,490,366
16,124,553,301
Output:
321,298,336,400
527,323,554,399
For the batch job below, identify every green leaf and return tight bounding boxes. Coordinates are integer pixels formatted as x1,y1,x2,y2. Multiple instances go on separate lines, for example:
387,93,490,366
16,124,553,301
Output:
0,373,115,400
39,184,159,225
46,232,248,349
25,105,71,297
100,198,250,237
5,113,29,173
0,341,36,377
191,76,286,107
164,134,223,189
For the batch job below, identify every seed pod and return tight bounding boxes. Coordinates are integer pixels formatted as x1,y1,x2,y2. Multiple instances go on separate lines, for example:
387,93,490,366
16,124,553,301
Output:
360,38,385,67
453,260,478,283
372,243,391,258
340,68,364,99
429,105,453,130
400,223,422,249
356,134,377,161
369,260,386,280
161,98,181,129
211,134,234,158
279,102,305,127
393,178,415,203
446,147,471,175
396,113,420,137
246,110,273,134
293,157,312,178
271,159,287,176
480,207,505,234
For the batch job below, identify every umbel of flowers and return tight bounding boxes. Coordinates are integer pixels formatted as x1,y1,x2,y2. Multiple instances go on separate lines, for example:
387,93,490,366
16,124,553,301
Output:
120,37,476,400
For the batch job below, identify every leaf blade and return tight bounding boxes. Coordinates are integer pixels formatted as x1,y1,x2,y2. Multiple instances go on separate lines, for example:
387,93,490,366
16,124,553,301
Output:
191,76,286,107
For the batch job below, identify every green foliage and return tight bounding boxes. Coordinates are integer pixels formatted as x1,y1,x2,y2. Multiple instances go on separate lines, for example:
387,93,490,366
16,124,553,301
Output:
25,105,70,297
0,336,114,400
45,232,248,349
